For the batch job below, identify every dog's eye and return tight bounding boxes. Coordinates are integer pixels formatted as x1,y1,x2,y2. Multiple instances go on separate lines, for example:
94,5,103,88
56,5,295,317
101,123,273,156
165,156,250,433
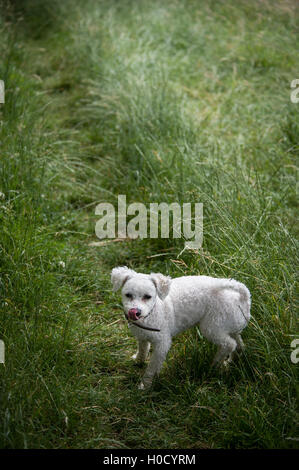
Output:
143,294,152,300
125,293,133,299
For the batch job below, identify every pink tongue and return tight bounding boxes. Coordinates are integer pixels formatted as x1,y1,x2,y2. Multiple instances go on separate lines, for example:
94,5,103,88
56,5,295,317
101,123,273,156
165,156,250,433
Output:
128,310,138,321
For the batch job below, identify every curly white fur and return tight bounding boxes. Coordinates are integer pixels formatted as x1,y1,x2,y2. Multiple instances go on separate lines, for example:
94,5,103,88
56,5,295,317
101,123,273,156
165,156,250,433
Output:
111,266,251,389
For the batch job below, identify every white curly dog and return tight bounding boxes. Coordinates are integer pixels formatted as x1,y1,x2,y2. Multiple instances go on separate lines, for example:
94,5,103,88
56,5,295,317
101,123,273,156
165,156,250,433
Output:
111,266,251,389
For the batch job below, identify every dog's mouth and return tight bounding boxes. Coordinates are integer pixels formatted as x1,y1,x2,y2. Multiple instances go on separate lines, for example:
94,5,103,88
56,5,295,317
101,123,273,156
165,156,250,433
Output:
124,308,161,333
127,308,142,322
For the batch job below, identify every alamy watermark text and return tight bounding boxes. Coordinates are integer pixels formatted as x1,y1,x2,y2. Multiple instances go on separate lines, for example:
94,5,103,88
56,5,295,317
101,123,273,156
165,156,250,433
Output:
0,80,4,104
95,195,203,249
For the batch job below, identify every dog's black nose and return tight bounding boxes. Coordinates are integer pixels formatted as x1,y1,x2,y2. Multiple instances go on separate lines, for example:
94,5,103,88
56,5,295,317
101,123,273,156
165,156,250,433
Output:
128,308,142,321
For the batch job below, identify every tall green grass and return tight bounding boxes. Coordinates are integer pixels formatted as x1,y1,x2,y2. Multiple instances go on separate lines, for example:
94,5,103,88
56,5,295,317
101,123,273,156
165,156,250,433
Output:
0,0,298,448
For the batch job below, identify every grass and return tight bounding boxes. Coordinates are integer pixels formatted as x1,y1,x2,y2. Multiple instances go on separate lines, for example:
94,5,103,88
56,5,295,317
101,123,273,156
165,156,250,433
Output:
0,0,298,449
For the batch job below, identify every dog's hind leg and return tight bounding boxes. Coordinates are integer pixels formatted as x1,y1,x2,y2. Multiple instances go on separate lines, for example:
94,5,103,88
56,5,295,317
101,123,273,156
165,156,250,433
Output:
211,334,237,367
132,340,150,364
232,333,245,352
202,330,237,367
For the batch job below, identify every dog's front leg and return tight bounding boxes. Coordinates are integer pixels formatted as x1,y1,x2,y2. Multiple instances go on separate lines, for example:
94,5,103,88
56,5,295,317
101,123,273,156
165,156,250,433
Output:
138,337,171,390
132,340,150,364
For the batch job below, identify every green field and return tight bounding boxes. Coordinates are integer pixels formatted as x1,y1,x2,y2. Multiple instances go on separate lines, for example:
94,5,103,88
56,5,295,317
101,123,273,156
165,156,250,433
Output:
0,0,298,449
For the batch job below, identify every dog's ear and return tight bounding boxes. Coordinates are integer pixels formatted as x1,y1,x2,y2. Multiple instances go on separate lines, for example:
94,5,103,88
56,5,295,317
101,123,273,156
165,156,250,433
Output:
150,273,171,300
111,266,136,292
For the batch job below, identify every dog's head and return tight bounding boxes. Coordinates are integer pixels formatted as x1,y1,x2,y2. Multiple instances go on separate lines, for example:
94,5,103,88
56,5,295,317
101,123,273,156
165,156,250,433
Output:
111,266,171,321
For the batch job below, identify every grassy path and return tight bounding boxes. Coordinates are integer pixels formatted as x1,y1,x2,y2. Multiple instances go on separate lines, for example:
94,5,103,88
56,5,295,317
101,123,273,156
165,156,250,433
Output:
0,0,298,448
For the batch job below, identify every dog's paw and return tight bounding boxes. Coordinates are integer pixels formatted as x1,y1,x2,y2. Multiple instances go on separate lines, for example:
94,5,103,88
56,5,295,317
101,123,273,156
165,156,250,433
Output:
221,359,232,369
138,380,152,390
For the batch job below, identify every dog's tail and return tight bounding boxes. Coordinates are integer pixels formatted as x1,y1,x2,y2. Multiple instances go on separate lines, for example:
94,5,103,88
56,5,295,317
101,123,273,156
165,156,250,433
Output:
218,279,251,322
